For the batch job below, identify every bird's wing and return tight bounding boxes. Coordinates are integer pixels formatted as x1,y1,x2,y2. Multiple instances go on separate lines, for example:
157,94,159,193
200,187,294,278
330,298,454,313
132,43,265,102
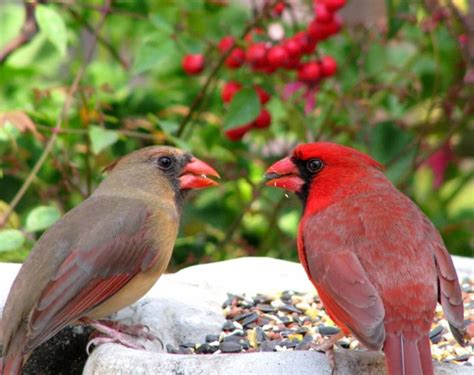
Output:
424,216,465,345
302,234,386,349
301,203,386,350
22,196,172,353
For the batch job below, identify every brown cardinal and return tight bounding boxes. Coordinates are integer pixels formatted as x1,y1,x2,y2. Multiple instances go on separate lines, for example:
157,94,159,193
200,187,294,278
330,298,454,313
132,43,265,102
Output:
264,142,465,375
1,146,219,374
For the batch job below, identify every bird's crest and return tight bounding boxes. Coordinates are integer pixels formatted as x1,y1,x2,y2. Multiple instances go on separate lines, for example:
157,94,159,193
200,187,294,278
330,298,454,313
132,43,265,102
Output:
294,142,385,171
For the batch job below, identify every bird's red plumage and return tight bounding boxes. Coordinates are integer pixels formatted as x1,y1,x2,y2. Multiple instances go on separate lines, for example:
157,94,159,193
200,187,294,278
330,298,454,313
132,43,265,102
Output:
267,142,465,375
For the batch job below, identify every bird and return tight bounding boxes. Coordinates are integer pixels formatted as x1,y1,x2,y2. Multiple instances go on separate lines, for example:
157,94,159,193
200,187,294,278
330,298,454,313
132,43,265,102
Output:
264,142,465,375
1,146,220,375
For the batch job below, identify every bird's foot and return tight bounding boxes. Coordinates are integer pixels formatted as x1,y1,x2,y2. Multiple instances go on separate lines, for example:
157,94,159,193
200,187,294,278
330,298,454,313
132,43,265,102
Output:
93,319,155,341
85,330,145,355
310,332,345,374
81,318,163,353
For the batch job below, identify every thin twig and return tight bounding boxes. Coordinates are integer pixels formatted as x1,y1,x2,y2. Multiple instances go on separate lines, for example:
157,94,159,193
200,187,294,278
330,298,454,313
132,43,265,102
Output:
64,1,147,20
0,1,112,228
182,71,221,139
79,93,93,196
447,0,474,33
286,1,299,34
53,157,87,198
66,5,130,69
0,1,42,63
413,122,467,169
258,195,288,252
314,102,335,140
218,182,265,248
250,0,259,18
36,124,156,140
386,79,463,169
396,116,469,191
174,50,231,138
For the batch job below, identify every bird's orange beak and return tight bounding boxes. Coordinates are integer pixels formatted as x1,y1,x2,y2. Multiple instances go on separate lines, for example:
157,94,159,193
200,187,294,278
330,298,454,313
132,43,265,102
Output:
264,156,304,192
179,157,220,190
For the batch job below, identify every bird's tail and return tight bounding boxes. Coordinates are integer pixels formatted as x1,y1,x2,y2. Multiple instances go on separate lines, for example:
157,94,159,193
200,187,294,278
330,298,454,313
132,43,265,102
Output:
383,333,433,375
2,326,27,375
1,353,23,375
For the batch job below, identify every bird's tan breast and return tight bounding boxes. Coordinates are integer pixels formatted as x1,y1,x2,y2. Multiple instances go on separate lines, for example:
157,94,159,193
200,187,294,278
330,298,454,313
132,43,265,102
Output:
87,204,179,319
86,259,170,318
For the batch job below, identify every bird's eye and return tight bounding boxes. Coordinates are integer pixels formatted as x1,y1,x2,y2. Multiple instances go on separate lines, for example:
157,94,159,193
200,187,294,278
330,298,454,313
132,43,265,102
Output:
157,156,173,170
306,158,324,173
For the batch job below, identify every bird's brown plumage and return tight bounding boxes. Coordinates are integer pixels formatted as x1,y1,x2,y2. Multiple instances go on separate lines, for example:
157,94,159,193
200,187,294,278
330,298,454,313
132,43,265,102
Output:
1,146,219,374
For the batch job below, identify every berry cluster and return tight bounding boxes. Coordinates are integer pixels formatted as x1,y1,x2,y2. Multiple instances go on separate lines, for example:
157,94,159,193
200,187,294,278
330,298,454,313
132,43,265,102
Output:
221,81,272,141
181,0,346,141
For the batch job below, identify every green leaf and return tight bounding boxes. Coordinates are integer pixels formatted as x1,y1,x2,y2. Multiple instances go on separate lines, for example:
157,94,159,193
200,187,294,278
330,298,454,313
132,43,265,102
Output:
150,14,173,34
89,126,119,155
386,41,417,68
0,229,25,252
132,40,179,74
176,0,204,11
0,121,21,140
224,88,261,129
6,33,47,68
25,206,61,232
385,0,410,39
35,4,68,57
370,121,415,182
370,121,412,163
278,210,299,238
0,4,24,47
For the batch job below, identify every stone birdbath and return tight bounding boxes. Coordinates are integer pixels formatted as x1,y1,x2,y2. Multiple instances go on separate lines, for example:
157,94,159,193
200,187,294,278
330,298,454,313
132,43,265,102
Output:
0,257,472,374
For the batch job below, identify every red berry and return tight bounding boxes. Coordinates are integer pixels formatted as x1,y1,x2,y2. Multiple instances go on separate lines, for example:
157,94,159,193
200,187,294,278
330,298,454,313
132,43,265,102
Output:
253,109,271,129
182,54,205,75
298,61,321,83
263,65,277,74
293,32,317,54
308,15,341,40
322,0,346,12
218,36,235,53
314,3,333,23
225,124,253,141
225,47,245,69
284,58,302,70
267,45,289,68
323,15,342,37
272,2,286,16
320,55,337,76
246,43,268,66
253,64,277,74
254,85,271,104
283,38,302,58
307,20,325,40
221,81,242,103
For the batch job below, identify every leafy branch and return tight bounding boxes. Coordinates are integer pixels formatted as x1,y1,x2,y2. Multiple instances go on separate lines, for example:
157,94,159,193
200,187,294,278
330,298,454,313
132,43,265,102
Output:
0,1,112,228
175,1,278,138
0,1,43,63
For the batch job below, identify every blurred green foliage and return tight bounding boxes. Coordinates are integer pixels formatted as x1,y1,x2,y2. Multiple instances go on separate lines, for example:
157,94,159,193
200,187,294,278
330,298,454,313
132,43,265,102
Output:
0,0,473,269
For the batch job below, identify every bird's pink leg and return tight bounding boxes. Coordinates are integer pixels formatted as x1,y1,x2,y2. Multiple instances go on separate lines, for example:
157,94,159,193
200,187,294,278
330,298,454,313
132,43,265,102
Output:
92,319,156,340
311,331,345,372
80,318,162,353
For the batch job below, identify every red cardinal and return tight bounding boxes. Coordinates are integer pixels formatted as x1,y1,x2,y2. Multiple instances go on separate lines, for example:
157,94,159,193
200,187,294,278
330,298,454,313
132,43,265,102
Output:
264,142,465,374
1,146,219,375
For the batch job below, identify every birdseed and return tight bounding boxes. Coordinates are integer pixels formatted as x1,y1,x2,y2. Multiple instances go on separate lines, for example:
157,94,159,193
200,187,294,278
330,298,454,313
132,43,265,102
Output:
167,277,474,366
